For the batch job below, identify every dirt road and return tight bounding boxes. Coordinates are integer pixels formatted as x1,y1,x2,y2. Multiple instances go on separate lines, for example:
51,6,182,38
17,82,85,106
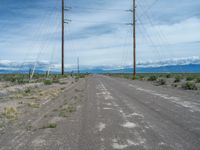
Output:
0,75,200,150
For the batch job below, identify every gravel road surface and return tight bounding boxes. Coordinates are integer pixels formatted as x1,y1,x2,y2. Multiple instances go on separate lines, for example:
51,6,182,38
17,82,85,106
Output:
0,75,200,150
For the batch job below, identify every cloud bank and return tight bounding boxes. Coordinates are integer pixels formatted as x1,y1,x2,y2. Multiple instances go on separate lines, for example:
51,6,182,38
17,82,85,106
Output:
0,56,199,73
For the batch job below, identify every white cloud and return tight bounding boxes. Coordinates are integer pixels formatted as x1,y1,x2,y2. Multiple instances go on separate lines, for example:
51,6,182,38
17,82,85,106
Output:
138,56,200,67
148,17,200,44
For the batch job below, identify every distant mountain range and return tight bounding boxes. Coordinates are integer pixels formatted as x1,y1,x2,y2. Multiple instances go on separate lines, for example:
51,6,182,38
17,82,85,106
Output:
0,64,200,74
80,64,200,73
0,57,200,74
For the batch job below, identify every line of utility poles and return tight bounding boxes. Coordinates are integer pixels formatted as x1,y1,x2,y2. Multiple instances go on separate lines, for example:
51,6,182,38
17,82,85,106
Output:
61,0,136,78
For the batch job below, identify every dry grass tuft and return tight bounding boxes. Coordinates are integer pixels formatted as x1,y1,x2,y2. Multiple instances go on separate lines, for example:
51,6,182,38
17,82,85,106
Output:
2,107,19,120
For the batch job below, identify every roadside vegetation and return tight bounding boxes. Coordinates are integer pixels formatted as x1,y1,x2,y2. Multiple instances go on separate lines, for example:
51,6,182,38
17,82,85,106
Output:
1,107,19,120
41,123,57,129
0,107,19,129
0,73,89,85
0,73,87,131
106,73,200,90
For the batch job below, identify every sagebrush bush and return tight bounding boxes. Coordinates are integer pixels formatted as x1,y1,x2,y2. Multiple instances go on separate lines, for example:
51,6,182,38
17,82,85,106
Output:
148,75,157,81
186,76,194,81
166,74,171,78
52,78,60,83
182,82,197,90
24,88,31,93
157,79,166,85
43,79,52,85
41,123,57,129
139,75,145,80
174,76,181,83
196,78,200,83
2,107,18,120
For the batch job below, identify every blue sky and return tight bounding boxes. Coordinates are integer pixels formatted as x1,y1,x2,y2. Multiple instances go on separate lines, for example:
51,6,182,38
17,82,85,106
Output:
0,0,200,69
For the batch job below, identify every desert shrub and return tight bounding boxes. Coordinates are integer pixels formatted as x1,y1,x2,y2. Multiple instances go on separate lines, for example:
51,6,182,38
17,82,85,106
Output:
16,78,28,84
196,78,200,83
43,79,52,85
10,77,16,83
157,79,166,85
172,83,178,87
148,75,157,81
138,75,145,80
2,107,18,120
78,74,86,78
186,76,194,81
41,123,57,129
24,88,31,93
174,76,181,83
3,75,29,84
158,74,162,77
182,82,197,90
166,74,171,78
59,104,76,117
52,78,60,83
3,75,16,82
74,74,87,79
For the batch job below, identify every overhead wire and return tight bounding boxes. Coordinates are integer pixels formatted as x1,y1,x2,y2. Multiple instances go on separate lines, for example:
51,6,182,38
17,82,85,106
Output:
30,0,60,79
18,1,59,74
69,6,127,12
70,19,131,26
47,23,60,76
138,0,160,18
136,16,166,73
47,5,61,76
138,0,184,73
66,1,134,72
137,0,170,72
18,0,182,74
120,27,132,73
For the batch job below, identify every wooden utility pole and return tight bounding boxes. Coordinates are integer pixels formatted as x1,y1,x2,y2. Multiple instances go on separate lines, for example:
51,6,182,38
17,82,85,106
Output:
61,0,65,75
77,57,80,75
133,0,136,80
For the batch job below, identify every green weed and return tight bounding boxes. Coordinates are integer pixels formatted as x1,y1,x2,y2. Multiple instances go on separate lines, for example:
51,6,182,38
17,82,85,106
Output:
186,76,194,81
43,79,52,85
2,107,18,120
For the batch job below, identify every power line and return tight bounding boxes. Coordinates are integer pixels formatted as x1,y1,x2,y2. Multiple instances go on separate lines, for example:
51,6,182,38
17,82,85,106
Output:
31,4,60,79
139,0,184,73
71,19,130,25
139,0,160,18
19,0,60,76
69,5,128,12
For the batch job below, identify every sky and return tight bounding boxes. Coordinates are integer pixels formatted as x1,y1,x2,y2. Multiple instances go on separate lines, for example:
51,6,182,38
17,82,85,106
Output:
0,0,200,70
